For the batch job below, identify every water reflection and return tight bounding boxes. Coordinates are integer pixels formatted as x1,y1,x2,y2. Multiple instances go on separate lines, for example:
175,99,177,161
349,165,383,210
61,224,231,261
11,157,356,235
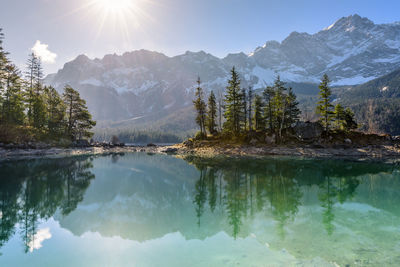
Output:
0,153,399,266
188,157,397,238
0,156,95,253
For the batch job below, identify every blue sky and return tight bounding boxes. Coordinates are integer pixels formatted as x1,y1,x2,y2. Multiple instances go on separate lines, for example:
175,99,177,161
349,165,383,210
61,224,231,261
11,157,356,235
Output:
1,0,400,74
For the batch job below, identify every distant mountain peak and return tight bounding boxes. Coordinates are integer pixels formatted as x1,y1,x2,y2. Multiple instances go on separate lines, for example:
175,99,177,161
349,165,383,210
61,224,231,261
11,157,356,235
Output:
323,14,374,32
46,15,400,124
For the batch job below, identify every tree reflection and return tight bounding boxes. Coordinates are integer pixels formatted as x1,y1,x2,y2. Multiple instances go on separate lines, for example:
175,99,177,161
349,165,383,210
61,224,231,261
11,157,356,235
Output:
0,156,95,253
188,157,392,239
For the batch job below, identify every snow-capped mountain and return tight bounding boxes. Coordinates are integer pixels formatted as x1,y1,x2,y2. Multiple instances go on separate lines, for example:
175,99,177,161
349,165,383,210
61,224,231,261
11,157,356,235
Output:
46,14,400,123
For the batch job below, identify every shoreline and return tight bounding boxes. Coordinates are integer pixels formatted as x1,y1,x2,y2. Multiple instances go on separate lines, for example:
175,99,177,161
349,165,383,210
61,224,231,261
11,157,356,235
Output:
1,143,400,162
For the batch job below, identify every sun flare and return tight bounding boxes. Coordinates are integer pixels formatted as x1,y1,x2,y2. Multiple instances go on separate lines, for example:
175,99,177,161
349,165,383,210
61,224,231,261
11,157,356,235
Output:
95,0,135,14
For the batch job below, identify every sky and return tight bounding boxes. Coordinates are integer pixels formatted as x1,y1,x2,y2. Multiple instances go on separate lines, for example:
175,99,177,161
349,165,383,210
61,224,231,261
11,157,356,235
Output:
1,0,400,74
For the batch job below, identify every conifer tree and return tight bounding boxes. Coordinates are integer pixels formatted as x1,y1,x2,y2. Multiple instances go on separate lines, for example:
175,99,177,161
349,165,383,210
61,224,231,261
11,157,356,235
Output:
193,77,207,137
216,90,224,132
271,76,287,140
285,87,301,126
316,74,334,132
343,108,357,131
45,86,66,137
253,94,264,131
263,86,275,131
241,88,247,130
223,67,244,135
247,86,253,131
1,64,25,125
63,86,96,140
334,104,346,130
25,53,38,124
206,90,217,135
33,56,44,95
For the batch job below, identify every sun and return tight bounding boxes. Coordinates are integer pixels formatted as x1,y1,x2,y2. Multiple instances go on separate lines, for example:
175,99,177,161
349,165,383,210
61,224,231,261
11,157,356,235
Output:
95,0,135,14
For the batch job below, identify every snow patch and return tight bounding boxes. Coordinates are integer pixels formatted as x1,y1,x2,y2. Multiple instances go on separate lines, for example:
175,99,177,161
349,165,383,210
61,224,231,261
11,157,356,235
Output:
380,86,389,92
385,39,400,49
80,78,103,87
323,23,335,31
333,75,375,85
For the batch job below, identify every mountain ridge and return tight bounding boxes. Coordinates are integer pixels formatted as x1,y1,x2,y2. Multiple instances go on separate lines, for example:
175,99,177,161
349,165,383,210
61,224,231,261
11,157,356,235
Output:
45,14,400,126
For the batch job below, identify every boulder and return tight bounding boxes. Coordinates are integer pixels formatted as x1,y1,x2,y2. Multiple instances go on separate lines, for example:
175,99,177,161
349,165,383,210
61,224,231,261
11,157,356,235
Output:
162,147,178,153
249,138,258,146
265,134,276,145
183,139,193,147
74,139,90,147
147,143,157,147
292,121,323,141
344,138,352,144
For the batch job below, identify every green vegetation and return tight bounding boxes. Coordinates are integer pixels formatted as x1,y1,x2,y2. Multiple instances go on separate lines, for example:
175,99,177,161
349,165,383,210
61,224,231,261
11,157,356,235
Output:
193,68,357,144
316,74,335,132
0,29,95,144
338,68,400,135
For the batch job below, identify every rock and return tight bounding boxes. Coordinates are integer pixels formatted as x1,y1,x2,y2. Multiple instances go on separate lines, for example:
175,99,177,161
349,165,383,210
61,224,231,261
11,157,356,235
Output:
183,140,193,147
5,143,15,149
384,134,392,141
344,138,352,144
162,147,178,153
265,134,276,145
147,143,157,147
249,139,258,146
74,140,90,148
0,143,4,148
111,135,120,145
292,121,323,141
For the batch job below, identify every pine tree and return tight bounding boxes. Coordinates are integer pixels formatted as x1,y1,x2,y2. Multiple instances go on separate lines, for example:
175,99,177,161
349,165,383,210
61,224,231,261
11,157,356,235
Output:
241,88,247,130
63,86,96,140
334,104,346,130
216,89,224,132
285,87,300,126
32,94,47,130
271,76,287,140
33,56,43,95
316,74,334,132
223,67,244,135
45,86,66,138
263,85,275,131
253,94,264,130
344,107,357,131
1,64,25,125
206,90,217,135
193,77,207,137
25,53,38,124
247,86,253,131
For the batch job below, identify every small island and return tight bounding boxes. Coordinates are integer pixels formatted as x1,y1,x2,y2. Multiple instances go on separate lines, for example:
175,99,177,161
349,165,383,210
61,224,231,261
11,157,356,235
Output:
179,68,400,159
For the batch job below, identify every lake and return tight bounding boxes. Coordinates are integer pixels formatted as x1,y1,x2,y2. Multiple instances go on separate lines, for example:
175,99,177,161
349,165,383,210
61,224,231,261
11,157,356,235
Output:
0,153,399,266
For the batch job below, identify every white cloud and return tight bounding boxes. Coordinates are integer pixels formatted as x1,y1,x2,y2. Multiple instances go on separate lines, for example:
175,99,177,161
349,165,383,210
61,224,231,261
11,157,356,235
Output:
31,40,57,64
28,227,52,252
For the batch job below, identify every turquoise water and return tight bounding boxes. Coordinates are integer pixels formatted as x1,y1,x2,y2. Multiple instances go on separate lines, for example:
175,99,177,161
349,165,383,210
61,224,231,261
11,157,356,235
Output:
0,153,399,266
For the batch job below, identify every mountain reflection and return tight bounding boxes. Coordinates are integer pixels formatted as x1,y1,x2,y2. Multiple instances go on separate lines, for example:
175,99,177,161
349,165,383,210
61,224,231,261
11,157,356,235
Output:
0,156,95,253
1,153,400,256
188,157,397,238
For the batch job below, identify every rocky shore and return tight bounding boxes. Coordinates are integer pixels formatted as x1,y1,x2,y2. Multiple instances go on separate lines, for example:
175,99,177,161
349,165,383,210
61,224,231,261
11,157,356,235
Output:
0,145,174,161
1,142,400,162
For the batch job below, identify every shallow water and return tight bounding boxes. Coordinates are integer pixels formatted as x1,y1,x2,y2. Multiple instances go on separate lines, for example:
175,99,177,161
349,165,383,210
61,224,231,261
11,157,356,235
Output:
0,153,399,266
